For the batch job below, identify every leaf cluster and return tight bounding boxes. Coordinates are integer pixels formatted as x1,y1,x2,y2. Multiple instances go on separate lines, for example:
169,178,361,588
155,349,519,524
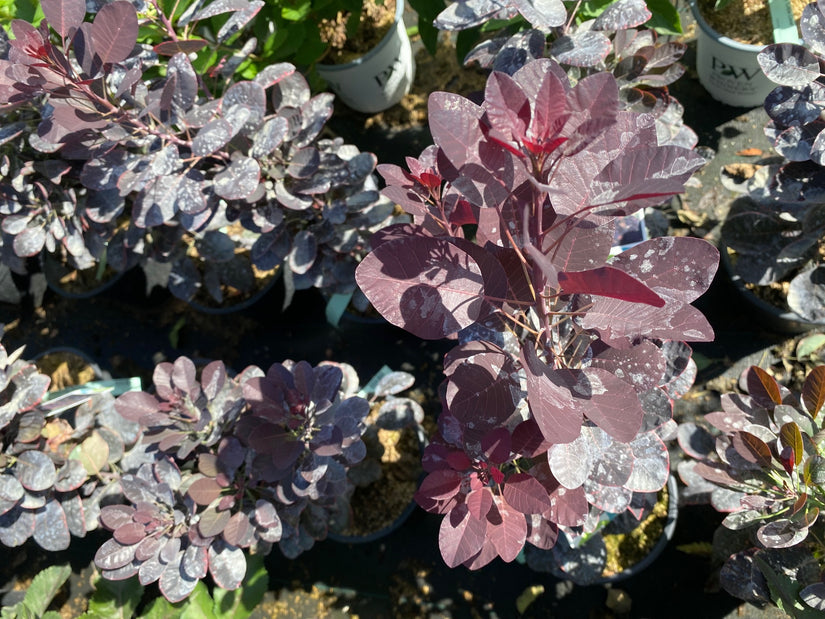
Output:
679,365,825,615
719,3,825,321
355,57,717,570
96,356,371,602
0,336,139,553
430,0,694,149
0,0,393,306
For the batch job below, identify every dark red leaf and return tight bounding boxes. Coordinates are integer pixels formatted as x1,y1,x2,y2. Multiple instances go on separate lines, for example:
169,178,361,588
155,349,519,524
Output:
154,39,208,56
438,506,487,568
42,0,86,38
113,522,147,545
465,487,494,519
415,469,463,502
558,266,664,307
487,500,527,563
746,366,783,407
355,234,485,339
187,477,224,506
481,427,511,463
731,431,773,468
803,366,825,418
502,473,553,514
91,1,138,64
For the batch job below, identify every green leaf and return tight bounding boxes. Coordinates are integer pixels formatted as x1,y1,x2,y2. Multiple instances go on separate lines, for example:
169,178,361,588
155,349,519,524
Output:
644,0,682,34
281,0,311,21
579,0,614,19
179,582,214,619
3,564,72,619
797,334,825,359
455,29,481,67
407,0,443,56
211,553,268,619
82,575,143,619
71,430,110,475
138,594,182,619
291,23,327,65
753,554,822,618
780,422,805,467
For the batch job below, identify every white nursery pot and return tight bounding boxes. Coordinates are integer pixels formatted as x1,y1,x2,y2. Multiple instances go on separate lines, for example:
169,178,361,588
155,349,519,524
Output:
690,0,776,107
316,0,415,114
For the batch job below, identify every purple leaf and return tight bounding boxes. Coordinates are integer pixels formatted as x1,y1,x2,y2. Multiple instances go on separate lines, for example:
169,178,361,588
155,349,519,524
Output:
502,473,552,514
613,237,719,303
222,512,252,547
113,522,147,545
198,507,231,538
42,0,86,38
192,118,235,157
731,431,773,468
758,44,820,87
549,436,589,488
428,92,484,168
182,544,208,580
0,505,35,547
13,227,46,257
99,505,135,530
512,0,566,28
34,499,70,551
114,391,159,422
355,234,485,339
757,518,809,548
439,506,487,568
488,501,528,562
374,371,415,397
91,1,138,64
482,427,512,463
208,540,246,590
213,154,260,199
159,554,198,603
522,346,583,444
547,481,588,527
0,475,24,503
558,266,664,307
154,39,208,56
193,0,250,19
188,477,224,506
415,469,463,503
435,0,507,30
443,342,520,441
15,450,57,491
550,31,612,68
592,0,651,30
95,538,137,570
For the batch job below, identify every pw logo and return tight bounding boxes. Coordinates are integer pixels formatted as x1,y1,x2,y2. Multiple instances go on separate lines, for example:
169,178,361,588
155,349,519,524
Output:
712,57,760,80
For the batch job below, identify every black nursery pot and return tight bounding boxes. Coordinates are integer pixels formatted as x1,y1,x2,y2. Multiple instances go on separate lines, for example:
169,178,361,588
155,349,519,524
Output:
327,422,427,544
720,247,825,335
32,346,109,384
40,253,125,300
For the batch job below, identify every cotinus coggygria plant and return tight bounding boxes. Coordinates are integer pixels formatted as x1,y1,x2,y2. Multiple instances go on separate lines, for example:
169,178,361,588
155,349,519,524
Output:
679,366,825,615
95,357,370,602
423,0,695,149
0,0,394,308
355,57,719,570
